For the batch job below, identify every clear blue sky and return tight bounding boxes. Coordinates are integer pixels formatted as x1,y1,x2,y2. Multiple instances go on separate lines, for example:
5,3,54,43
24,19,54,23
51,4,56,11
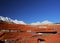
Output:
0,0,60,23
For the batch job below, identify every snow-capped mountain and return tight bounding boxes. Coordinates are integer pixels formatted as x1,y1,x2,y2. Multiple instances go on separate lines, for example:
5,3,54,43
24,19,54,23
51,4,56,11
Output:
0,16,13,23
30,20,54,25
0,16,26,24
0,16,54,25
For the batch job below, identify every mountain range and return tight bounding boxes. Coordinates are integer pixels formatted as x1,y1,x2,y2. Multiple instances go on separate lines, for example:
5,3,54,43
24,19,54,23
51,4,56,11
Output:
0,16,55,25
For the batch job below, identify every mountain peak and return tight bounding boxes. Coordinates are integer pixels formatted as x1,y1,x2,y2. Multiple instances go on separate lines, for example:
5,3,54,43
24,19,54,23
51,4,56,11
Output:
0,16,26,24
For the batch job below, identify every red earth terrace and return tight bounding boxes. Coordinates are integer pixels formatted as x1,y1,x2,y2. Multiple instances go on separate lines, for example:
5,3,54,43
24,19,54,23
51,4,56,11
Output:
0,21,60,43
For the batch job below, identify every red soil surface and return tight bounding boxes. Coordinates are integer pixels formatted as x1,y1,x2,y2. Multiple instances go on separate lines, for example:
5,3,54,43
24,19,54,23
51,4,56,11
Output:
0,22,60,43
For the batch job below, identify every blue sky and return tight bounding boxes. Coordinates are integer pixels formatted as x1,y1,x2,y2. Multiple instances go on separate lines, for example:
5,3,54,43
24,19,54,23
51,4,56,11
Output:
0,0,60,23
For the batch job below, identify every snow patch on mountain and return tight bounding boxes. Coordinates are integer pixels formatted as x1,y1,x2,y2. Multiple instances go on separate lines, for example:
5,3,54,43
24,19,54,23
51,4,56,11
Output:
0,16,54,25
0,16,26,24
30,20,53,25
13,19,26,24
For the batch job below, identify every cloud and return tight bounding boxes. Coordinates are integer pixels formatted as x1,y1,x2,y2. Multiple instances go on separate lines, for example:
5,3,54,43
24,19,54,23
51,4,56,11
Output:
0,16,26,24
